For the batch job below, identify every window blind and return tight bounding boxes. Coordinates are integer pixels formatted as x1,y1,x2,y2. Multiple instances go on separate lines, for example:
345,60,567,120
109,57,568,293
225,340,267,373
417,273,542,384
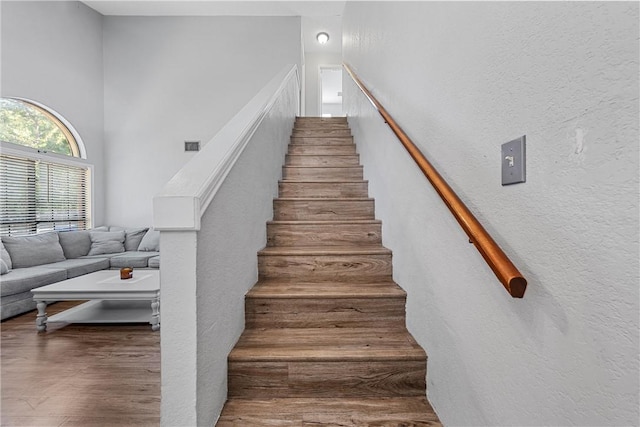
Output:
0,154,88,236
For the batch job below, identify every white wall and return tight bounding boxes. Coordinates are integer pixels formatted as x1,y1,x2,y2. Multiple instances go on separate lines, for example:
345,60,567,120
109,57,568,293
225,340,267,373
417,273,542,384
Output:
304,52,342,116
156,66,299,426
1,1,105,225
103,16,301,227
343,2,639,426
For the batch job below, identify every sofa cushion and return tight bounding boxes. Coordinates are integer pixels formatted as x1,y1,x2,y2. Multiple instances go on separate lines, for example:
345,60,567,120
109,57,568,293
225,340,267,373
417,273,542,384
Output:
88,231,125,256
2,233,66,268
1,259,8,275
110,251,159,269
110,226,149,251
148,255,160,269
0,266,67,297
1,241,12,270
138,229,160,251
58,230,92,259
41,258,110,279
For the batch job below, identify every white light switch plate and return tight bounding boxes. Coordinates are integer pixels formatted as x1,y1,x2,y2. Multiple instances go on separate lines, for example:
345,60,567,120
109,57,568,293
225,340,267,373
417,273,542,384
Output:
502,136,526,185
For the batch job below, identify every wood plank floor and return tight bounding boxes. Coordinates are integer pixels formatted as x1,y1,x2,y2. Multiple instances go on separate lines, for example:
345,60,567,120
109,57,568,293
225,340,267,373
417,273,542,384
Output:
1,301,160,426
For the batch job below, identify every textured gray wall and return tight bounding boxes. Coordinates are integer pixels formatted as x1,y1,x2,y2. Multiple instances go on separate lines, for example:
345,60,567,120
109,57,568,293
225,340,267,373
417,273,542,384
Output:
103,15,302,227
343,2,639,425
1,1,105,225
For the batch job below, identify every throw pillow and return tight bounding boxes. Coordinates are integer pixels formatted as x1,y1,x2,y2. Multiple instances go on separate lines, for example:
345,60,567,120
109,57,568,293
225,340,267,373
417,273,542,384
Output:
138,229,160,252
58,230,92,259
109,226,149,251
2,232,66,268
0,240,12,270
1,259,8,275
88,231,125,256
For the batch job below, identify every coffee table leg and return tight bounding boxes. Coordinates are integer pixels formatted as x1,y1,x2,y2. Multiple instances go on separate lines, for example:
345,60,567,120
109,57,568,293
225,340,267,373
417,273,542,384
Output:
151,298,160,331
36,301,48,332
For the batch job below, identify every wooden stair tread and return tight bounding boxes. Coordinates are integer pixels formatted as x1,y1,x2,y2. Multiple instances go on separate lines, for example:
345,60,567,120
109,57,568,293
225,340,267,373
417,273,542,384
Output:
258,245,390,256
290,137,353,142
267,219,380,225
275,197,372,201
295,122,348,126
280,179,368,183
286,154,358,157
229,328,425,362
289,140,354,144
287,146,355,151
294,121,349,125
292,129,351,132
296,116,347,118
218,397,442,426
247,279,406,299
288,146,357,155
288,143,354,147
284,165,362,169
292,133,352,138
292,127,351,131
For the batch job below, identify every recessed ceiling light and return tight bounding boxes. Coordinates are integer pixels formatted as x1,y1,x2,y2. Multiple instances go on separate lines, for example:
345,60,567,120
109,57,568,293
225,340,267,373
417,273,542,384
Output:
316,32,329,44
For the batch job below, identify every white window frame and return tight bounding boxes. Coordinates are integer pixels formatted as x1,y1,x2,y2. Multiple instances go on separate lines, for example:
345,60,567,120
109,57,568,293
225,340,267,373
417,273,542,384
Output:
0,141,94,234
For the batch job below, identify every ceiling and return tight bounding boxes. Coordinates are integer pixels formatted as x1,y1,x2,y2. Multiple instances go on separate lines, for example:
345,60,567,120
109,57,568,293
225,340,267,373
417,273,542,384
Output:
82,1,345,54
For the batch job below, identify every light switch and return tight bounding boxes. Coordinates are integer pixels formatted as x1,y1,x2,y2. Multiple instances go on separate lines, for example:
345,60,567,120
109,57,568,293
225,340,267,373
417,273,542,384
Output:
501,136,526,185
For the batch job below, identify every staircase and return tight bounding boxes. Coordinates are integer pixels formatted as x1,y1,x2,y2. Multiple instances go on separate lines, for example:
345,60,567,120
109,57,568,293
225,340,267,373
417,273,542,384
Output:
217,117,441,426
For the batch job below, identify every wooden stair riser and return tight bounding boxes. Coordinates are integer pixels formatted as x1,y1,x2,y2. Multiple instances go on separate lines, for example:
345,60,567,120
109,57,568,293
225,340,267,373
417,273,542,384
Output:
296,116,347,123
283,166,363,180
258,253,392,282
295,117,348,126
279,181,369,198
290,136,354,145
288,144,357,155
273,199,374,221
245,296,406,329
292,129,352,137
285,154,360,167
267,221,381,246
228,360,426,398
294,123,350,130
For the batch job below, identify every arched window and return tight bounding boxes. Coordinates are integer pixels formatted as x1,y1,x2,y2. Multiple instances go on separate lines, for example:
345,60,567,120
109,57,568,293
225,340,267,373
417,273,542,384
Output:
0,98,82,157
0,98,91,236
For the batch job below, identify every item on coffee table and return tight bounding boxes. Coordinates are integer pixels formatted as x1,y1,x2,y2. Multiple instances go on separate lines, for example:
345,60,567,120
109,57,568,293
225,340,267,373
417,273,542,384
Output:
120,267,133,280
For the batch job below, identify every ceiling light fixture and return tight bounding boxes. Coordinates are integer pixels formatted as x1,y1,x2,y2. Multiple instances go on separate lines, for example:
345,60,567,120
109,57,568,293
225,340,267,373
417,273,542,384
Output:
316,32,329,44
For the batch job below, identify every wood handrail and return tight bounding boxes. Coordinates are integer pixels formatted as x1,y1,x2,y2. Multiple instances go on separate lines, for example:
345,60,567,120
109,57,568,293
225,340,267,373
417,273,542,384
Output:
344,63,527,298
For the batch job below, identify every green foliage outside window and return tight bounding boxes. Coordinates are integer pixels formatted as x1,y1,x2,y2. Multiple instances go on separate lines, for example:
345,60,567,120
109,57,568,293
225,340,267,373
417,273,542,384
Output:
0,98,73,156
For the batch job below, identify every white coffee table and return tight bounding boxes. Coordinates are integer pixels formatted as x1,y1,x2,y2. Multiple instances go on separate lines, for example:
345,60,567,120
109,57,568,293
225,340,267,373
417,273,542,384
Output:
31,270,160,332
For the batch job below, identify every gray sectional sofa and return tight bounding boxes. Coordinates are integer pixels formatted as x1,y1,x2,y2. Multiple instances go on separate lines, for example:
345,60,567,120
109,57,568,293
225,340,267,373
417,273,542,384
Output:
0,226,160,320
